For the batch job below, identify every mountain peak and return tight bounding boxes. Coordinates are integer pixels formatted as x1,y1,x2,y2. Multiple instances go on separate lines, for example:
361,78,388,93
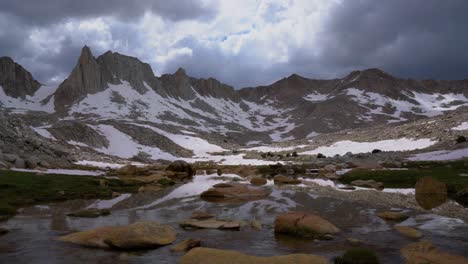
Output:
0,56,41,98
175,67,187,77
78,45,95,65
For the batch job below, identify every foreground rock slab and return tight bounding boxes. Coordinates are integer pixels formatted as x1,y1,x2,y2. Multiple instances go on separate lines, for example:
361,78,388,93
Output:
274,211,339,239
179,247,328,264
57,221,176,249
401,240,468,264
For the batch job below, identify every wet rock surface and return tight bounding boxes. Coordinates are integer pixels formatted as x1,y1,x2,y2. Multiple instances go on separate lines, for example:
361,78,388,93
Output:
179,247,328,264
401,240,468,264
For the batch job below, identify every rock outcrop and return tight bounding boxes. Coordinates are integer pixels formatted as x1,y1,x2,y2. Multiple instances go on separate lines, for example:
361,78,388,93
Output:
401,240,468,264
0,56,41,98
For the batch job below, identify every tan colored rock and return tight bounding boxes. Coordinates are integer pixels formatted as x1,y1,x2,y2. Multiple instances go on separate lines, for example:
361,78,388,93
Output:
377,211,409,221
401,240,468,264
58,221,176,249
179,247,328,264
117,164,138,176
57,226,116,248
180,219,241,230
274,211,339,239
273,175,301,185
415,177,447,195
323,164,337,172
200,183,267,202
250,177,267,186
251,220,262,230
170,238,201,252
395,226,423,239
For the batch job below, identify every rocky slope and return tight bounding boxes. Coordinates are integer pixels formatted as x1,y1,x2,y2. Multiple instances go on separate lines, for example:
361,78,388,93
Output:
1,46,467,164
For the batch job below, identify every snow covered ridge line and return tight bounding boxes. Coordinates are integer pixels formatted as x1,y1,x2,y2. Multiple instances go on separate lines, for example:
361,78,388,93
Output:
346,88,468,122
300,138,436,156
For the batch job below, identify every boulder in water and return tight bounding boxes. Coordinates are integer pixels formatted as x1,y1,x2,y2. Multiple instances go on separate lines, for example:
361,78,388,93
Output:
274,211,339,239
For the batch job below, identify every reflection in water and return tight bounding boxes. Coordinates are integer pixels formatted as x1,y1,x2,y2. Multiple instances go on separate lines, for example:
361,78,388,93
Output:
0,174,467,264
416,193,448,210
50,213,69,231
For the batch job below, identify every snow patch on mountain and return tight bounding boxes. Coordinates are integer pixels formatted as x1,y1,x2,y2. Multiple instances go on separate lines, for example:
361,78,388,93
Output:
241,144,308,153
31,126,56,140
0,85,56,113
131,123,226,157
303,92,334,102
91,124,178,160
408,148,468,161
301,138,436,156
452,122,468,131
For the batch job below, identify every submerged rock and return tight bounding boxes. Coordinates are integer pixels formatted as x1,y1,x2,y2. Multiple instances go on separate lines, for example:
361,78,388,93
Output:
200,183,267,203
273,175,301,185
179,247,328,264
394,226,423,239
191,210,215,220
0,227,9,235
170,238,201,252
274,211,339,239
57,221,176,249
376,211,409,221
401,240,468,264
66,208,111,218
180,219,241,230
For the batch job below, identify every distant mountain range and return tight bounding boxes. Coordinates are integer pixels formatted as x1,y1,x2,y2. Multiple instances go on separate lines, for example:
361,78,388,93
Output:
1,46,468,162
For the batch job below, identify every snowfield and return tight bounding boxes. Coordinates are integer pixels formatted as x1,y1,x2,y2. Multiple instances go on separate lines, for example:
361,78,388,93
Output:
241,144,308,153
301,138,436,156
303,92,335,102
408,148,468,161
346,88,468,122
0,85,56,113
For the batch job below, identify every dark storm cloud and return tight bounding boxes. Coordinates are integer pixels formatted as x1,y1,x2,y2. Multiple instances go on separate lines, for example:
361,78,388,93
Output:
0,0,217,24
0,0,217,85
312,0,468,80
1,0,467,88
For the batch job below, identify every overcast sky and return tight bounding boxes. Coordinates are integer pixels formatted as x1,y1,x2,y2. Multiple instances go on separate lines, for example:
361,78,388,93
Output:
1,0,467,88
